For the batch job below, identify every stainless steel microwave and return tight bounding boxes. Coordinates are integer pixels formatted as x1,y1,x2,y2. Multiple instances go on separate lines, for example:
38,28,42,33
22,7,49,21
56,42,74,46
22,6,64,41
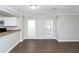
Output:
0,20,6,28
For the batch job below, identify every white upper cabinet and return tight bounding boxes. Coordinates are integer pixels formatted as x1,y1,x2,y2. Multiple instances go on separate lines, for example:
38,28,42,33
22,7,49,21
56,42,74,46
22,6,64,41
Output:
4,17,17,26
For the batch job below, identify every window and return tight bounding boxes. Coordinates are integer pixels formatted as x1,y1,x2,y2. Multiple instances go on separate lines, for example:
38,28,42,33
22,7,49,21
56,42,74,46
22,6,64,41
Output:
44,20,53,37
27,19,54,38
28,20,35,37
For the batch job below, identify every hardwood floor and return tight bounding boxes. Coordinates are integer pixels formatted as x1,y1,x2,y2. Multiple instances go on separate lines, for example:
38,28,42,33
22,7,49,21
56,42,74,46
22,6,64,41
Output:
10,39,79,53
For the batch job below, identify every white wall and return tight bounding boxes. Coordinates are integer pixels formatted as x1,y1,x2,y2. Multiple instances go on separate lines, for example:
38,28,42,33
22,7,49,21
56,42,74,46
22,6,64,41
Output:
24,15,56,39
24,15,79,42
57,15,79,42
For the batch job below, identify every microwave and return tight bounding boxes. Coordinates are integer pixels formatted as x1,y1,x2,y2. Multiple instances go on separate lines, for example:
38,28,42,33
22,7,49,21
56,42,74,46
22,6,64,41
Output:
0,20,6,28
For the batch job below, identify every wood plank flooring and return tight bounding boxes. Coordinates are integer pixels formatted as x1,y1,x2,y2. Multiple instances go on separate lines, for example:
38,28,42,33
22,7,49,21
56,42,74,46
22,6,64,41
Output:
10,39,79,53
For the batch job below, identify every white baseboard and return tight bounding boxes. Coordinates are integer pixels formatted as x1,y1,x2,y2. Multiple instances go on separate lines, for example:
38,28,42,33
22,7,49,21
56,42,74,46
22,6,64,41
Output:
6,40,21,53
24,38,56,39
20,39,24,42
58,40,79,42
25,38,56,40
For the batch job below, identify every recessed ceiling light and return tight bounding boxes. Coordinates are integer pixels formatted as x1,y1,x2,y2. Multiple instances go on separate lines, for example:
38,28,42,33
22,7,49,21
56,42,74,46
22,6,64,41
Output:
52,8,57,11
29,5,37,9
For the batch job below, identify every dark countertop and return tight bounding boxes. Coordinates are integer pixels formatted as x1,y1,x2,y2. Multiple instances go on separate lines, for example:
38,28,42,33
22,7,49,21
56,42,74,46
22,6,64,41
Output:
0,30,21,37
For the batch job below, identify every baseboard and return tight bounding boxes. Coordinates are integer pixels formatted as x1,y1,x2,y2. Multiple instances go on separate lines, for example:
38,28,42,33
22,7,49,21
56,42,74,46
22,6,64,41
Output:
20,39,24,42
6,40,21,53
58,40,79,42
24,37,56,39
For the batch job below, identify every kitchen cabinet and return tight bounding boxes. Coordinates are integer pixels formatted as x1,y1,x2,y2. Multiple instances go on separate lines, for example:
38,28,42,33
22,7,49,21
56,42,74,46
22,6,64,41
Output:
0,31,20,53
4,17,17,26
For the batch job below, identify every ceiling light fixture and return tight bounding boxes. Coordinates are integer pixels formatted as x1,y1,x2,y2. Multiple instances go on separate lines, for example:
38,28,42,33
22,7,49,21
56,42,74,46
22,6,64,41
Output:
52,8,57,16
29,5,37,9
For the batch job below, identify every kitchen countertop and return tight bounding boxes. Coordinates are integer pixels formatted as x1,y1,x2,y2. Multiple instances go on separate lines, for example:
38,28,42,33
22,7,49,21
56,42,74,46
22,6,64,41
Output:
0,30,21,37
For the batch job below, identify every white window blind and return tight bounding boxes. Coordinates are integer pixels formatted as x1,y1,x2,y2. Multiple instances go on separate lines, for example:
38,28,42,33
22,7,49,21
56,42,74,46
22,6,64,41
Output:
44,20,53,38
28,20,35,37
27,19,54,38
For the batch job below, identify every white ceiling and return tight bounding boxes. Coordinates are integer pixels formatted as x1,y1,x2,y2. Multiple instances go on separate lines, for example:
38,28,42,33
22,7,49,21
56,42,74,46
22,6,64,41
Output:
8,5,79,15
0,10,16,17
